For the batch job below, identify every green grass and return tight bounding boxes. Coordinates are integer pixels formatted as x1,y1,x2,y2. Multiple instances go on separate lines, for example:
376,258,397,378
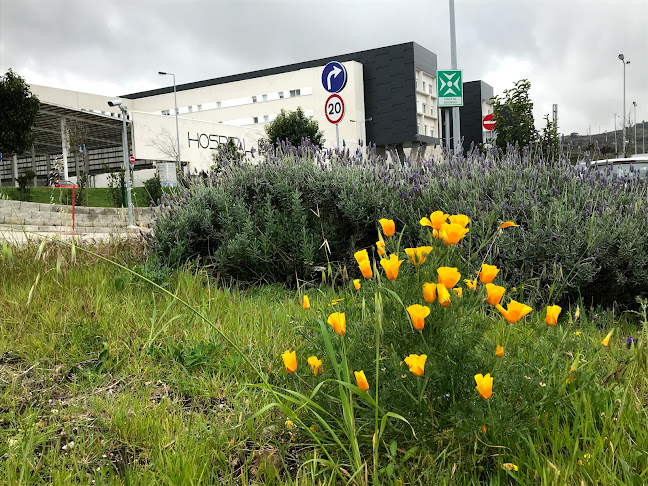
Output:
0,187,153,207
1,239,647,485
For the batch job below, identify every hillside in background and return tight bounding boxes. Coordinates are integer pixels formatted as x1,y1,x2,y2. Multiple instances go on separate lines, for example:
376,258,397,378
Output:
562,120,647,159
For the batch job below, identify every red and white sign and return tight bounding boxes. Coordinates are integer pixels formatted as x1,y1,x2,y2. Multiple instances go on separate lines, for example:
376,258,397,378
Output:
324,94,345,124
482,114,497,131
129,156,135,165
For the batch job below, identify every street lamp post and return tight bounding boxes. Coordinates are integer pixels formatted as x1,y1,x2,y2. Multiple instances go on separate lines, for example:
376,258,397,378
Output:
158,72,181,171
614,113,617,155
632,101,637,155
618,54,630,156
349,117,372,158
107,100,134,227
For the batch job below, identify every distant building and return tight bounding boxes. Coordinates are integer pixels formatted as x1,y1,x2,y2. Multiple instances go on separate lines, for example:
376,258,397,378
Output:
1,42,492,187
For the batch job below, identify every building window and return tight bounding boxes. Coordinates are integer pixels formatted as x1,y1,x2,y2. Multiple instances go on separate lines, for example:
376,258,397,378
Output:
422,103,426,114
290,89,300,97
188,106,193,113
264,115,269,122
253,117,258,124
429,85,433,95
262,94,268,101
162,109,170,116
217,101,221,108
252,96,257,103
425,125,428,135
279,91,284,99
197,104,202,111
423,81,426,91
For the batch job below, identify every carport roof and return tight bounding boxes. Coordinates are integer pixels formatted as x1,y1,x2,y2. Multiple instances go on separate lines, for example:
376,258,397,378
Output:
23,102,131,156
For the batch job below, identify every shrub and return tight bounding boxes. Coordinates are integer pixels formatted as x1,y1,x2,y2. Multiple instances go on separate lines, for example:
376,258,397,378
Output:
15,170,35,201
150,143,648,307
143,174,163,205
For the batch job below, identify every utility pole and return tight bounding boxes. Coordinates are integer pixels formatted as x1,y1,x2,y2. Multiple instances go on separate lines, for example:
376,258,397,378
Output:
614,113,617,155
449,0,461,153
618,54,629,156
633,102,637,155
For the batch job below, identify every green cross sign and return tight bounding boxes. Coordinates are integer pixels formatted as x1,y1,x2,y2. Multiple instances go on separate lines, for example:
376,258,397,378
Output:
437,70,463,107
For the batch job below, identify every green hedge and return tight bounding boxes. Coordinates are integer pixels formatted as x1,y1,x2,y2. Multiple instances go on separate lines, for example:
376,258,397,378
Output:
150,144,648,307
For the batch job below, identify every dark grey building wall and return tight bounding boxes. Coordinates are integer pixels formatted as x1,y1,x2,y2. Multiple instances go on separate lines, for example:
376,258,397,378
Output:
123,42,439,147
459,80,494,150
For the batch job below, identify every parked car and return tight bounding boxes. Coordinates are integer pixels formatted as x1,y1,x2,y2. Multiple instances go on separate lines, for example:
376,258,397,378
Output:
586,155,648,179
53,180,77,187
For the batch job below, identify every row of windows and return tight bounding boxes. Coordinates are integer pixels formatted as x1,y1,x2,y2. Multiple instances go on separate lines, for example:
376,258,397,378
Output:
160,89,306,116
415,80,435,95
224,108,314,127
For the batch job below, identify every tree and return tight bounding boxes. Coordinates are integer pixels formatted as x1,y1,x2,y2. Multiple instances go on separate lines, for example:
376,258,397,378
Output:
539,114,560,160
0,69,40,154
491,79,536,150
264,107,324,148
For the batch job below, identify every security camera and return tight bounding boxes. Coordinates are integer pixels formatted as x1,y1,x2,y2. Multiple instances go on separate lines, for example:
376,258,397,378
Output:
107,100,122,107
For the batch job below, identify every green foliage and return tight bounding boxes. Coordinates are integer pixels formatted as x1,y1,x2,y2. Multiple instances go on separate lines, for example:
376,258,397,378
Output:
15,170,36,201
0,69,40,155
540,114,560,161
151,145,648,308
264,107,325,148
491,79,536,150
105,166,125,208
144,174,164,205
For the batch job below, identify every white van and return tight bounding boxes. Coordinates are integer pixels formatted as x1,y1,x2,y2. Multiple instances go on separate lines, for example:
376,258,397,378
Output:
586,155,648,179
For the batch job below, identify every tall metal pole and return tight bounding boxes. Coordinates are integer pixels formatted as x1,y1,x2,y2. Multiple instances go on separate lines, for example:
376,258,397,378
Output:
619,55,628,157
449,0,461,153
172,74,181,168
159,72,182,173
614,113,617,155
120,105,134,227
633,102,637,155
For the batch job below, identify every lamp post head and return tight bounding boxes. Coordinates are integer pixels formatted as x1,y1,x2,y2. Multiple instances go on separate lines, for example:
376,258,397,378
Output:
158,71,167,76
618,54,624,61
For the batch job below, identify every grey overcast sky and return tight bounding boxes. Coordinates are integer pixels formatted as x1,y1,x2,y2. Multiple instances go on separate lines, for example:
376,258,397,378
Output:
1,0,646,135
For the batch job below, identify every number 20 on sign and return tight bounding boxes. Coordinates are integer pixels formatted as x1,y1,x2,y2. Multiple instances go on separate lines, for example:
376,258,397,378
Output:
324,94,345,124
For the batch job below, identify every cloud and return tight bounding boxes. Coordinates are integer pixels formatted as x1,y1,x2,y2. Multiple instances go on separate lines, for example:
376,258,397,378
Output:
1,0,647,133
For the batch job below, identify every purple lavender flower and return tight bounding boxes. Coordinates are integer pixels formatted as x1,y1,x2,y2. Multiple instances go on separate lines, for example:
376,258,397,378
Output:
627,336,636,349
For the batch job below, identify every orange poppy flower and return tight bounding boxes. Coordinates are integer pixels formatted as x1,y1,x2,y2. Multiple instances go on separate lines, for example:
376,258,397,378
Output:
302,295,310,309
479,264,499,284
379,218,395,237
353,279,361,290
485,283,506,306
404,354,427,377
495,344,504,357
354,370,369,391
601,328,614,347
440,222,470,245
281,350,297,373
448,214,470,228
453,287,463,298
495,300,533,323
498,221,519,229
376,240,386,257
327,312,346,336
437,267,461,289
420,210,449,231
405,246,433,266
407,304,431,330
464,278,478,291
307,356,323,375
545,305,562,326
474,373,493,399
437,283,452,307
380,254,404,280
423,282,437,303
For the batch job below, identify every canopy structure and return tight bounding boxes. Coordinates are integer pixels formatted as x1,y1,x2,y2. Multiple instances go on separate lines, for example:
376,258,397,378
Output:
1,102,133,187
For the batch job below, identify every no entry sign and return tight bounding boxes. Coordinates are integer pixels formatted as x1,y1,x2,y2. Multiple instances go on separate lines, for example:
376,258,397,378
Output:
482,114,497,131
324,94,345,124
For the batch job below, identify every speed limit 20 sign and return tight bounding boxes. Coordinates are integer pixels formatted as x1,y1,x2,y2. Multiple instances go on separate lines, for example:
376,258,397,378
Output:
324,94,345,124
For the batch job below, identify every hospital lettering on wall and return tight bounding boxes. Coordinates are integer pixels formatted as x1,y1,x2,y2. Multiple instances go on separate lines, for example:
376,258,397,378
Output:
187,132,252,154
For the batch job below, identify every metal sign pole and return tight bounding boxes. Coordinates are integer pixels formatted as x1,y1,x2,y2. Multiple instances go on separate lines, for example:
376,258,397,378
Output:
336,124,340,149
449,0,461,152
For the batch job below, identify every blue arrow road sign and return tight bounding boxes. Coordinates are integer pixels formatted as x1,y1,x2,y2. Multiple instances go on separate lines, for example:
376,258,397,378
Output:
321,61,347,93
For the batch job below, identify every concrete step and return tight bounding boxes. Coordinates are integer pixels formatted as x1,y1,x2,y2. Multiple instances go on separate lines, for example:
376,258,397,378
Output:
0,224,150,234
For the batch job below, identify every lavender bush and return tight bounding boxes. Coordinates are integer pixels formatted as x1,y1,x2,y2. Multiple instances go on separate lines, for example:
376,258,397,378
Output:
150,141,648,307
